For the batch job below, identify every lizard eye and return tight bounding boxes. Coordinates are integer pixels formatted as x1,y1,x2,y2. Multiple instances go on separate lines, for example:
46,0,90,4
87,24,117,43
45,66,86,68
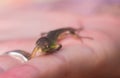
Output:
43,42,49,48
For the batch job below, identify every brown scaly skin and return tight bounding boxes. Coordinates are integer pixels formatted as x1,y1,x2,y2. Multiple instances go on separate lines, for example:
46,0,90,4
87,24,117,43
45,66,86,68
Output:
30,27,83,58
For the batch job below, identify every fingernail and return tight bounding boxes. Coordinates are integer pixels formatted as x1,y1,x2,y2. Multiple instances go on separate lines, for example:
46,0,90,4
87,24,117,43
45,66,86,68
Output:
4,50,31,62
0,50,31,72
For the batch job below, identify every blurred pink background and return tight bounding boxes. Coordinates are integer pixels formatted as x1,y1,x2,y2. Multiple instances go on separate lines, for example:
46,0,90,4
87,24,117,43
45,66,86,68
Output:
0,0,119,41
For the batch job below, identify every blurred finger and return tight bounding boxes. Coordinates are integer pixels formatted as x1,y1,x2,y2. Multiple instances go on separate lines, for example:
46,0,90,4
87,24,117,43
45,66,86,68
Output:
0,50,31,73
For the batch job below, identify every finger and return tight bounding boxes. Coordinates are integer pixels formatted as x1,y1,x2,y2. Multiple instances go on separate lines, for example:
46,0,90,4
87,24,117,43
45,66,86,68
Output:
0,55,23,73
0,50,31,73
0,39,35,73
2,31,95,78
0,28,116,78
0,40,94,78
25,30,117,78
27,45,94,78
0,64,39,78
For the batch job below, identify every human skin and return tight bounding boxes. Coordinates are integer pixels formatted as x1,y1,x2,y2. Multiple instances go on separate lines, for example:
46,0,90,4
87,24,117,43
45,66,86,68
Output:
0,0,120,78
0,11,119,78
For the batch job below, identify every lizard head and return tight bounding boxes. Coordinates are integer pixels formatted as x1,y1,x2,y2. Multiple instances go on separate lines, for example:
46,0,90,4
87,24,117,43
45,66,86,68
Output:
36,37,50,52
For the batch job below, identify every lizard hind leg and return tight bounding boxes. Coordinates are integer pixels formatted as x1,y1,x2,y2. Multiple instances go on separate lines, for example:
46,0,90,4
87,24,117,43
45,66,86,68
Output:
50,44,62,53
73,33,93,43
55,44,62,51
46,44,62,54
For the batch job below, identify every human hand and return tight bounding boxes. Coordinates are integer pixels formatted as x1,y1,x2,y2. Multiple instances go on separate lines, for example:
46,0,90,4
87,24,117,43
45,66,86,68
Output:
0,11,119,78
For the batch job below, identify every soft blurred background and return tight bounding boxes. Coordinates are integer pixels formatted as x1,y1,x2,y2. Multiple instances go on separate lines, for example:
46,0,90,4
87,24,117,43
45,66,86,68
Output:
0,0,119,41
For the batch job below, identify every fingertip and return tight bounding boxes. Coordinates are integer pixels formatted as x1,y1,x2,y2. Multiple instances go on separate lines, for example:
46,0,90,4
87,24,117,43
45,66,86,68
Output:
0,55,23,72
0,64,40,78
